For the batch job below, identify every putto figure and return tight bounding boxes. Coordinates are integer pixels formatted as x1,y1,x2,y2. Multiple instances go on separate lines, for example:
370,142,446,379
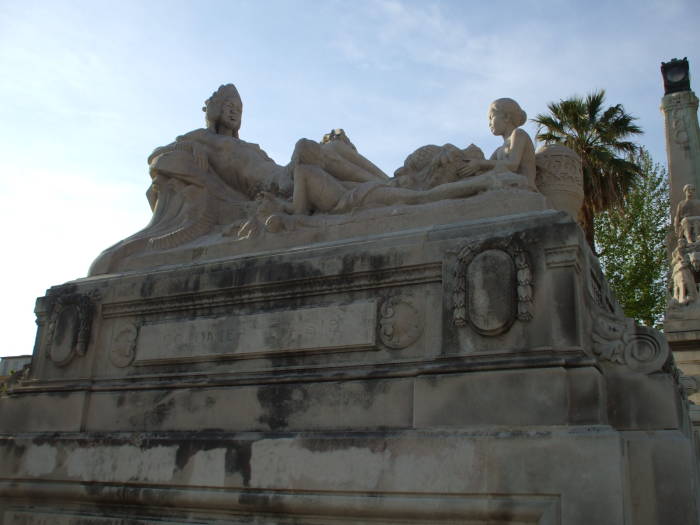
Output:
672,237,699,305
674,184,700,244
261,98,535,217
441,98,537,188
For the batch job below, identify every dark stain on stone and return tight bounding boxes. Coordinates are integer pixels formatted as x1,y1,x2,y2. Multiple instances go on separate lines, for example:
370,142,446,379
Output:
191,247,207,260
238,490,271,508
552,271,577,345
8,442,26,459
44,389,74,399
225,442,252,487
174,440,197,471
143,398,176,428
151,391,172,404
174,437,232,472
257,384,310,431
46,283,78,301
211,266,234,289
83,482,107,497
340,254,357,275
116,393,126,408
30,433,62,447
52,307,74,347
139,275,157,298
259,260,323,285
359,378,390,406
167,268,204,295
300,435,388,455
368,253,394,272
339,251,403,278
211,258,325,291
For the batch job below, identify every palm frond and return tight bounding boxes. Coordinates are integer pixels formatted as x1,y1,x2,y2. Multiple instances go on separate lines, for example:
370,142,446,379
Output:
531,90,644,249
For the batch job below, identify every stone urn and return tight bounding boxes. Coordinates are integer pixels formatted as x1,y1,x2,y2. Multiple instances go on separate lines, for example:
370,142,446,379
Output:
535,143,584,220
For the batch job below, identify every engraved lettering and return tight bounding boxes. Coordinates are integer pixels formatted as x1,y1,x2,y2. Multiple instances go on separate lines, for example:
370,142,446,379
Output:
136,301,378,365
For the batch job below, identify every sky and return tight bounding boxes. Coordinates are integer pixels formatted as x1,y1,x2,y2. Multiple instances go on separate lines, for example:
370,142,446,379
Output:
0,0,699,358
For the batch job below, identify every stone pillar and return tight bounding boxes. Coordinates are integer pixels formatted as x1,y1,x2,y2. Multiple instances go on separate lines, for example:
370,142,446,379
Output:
662,58,700,406
661,90,700,212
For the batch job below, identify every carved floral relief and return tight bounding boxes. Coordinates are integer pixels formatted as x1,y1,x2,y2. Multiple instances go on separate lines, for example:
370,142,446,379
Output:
45,293,97,367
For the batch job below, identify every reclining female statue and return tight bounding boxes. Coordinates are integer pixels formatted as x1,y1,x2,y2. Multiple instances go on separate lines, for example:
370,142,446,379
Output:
148,86,389,202
89,84,388,275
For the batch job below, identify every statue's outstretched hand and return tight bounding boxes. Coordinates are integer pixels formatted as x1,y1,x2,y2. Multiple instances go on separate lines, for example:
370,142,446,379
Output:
457,159,483,177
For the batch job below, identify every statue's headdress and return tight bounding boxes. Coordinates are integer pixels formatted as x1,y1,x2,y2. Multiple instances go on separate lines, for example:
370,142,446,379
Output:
203,84,242,135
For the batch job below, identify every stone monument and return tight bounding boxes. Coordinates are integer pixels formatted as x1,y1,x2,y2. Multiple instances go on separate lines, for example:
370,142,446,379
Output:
662,59,700,402
0,85,697,524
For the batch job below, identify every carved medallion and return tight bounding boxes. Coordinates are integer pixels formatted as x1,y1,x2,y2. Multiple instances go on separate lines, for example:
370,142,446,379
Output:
46,293,95,367
378,297,423,349
453,237,533,335
110,324,139,368
466,249,515,335
624,329,669,374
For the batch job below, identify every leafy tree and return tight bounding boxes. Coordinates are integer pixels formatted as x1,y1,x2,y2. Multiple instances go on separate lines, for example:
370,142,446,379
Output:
533,90,643,250
594,148,670,328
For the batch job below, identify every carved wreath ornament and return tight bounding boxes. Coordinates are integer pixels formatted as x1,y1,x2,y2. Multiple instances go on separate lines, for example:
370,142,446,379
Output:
45,292,96,367
453,237,533,336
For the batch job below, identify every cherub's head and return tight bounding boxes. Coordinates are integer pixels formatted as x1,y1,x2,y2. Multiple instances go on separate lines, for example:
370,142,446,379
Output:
684,184,696,199
203,84,242,137
488,98,527,136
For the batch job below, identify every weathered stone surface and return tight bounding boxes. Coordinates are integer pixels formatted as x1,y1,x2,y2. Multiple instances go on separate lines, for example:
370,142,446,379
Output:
0,428,627,524
135,300,378,365
1,191,696,522
623,430,699,525
84,378,414,432
0,391,86,433
413,367,605,427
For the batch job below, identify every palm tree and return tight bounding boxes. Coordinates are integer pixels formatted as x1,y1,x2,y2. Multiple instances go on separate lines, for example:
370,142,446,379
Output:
533,90,643,250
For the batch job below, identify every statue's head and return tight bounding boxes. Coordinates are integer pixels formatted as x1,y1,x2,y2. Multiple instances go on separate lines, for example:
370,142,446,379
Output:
488,98,527,134
321,129,357,152
203,84,242,137
684,184,696,198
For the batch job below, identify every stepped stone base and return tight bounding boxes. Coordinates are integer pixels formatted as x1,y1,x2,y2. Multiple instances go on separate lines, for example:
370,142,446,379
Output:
1,211,698,524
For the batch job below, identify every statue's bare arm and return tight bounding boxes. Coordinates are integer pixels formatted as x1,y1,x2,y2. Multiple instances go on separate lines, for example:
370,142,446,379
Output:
460,128,530,177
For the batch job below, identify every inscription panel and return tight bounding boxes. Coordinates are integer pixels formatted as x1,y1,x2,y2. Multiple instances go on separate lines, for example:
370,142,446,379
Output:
134,301,377,365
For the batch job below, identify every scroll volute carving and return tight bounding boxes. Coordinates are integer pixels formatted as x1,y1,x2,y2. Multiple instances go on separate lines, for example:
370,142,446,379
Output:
45,292,97,367
453,238,533,336
591,312,671,375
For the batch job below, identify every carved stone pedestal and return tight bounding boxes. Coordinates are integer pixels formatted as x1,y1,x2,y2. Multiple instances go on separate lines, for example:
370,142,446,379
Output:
1,212,697,524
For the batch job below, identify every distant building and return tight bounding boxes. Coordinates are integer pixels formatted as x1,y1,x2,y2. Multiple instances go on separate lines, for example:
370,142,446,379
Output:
0,355,32,381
